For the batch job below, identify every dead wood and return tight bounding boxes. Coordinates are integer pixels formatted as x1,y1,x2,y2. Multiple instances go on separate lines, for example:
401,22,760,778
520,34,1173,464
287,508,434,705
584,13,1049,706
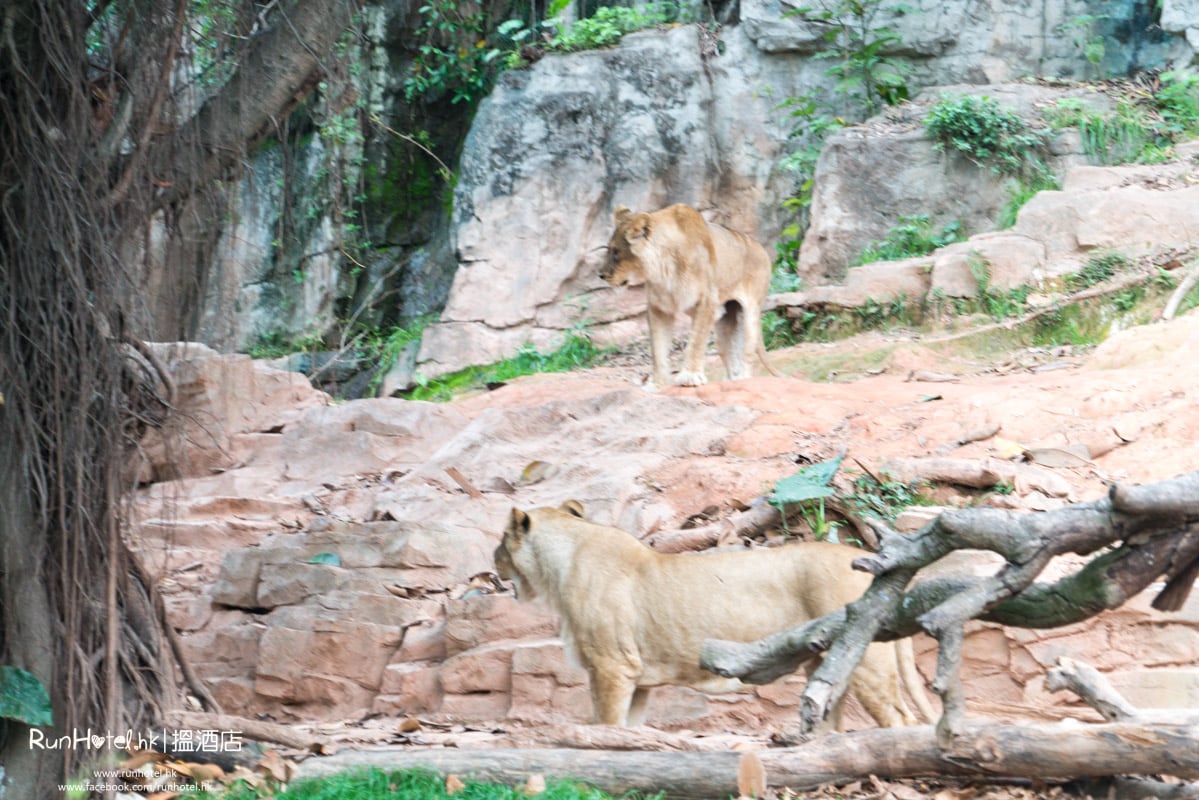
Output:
701,470,1199,743
645,498,781,553
520,723,730,751
1164,263,1199,320
294,721,1199,799
878,456,1073,497
1047,656,1199,725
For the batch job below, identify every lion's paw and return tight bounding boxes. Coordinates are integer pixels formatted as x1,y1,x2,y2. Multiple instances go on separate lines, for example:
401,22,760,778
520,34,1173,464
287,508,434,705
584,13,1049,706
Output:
673,371,708,387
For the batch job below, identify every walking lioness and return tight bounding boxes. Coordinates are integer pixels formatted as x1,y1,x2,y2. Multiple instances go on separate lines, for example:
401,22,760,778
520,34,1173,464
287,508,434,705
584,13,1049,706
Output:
601,204,780,387
495,501,934,729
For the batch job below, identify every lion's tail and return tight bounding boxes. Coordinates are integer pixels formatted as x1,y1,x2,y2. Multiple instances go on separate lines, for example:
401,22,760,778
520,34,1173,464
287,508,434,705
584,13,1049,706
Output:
756,341,783,377
897,637,938,723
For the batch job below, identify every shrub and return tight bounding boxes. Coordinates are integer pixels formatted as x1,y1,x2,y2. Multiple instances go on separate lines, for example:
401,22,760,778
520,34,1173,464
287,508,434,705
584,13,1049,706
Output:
1068,249,1133,290
855,214,963,265
924,95,1050,178
544,3,679,52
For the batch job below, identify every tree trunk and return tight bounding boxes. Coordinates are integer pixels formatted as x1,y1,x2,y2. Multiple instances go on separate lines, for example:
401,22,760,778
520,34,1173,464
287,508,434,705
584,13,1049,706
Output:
0,441,60,798
294,722,1199,800
154,0,362,208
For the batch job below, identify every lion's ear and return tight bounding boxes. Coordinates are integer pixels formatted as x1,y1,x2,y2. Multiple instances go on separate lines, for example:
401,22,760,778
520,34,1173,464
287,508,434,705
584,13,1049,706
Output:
506,507,532,540
614,205,632,225
628,214,651,242
560,499,585,518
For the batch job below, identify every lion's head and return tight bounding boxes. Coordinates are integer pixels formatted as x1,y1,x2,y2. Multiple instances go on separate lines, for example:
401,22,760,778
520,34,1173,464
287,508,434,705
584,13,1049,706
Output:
494,500,586,602
600,206,651,287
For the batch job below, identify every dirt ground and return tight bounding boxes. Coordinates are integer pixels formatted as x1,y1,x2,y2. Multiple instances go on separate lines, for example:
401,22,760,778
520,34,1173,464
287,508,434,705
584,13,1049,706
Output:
295,312,1199,799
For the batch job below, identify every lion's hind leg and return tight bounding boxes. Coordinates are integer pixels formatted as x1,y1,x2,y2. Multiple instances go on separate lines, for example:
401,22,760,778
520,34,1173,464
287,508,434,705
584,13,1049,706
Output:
715,301,749,381
626,687,651,726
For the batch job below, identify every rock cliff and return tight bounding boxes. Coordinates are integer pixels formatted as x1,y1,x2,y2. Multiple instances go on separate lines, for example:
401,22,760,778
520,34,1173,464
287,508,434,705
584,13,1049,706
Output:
416,1,1199,380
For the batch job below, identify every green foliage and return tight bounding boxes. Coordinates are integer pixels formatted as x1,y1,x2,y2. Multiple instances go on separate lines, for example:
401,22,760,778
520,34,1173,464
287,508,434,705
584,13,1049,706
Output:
1057,14,1108,78
1156,69,1199,137
773,0,910,263
543,3,679,52
498,1,685,69
855,215,963,265
854,294,911,329
363,318,431,395
965,251,1031,320
0,665,53,727
244,330,326,360
847,471,929,523
774,100,844,269
770,454,844,540
785,0,911,112
1047,97,1160,165
408,324,614,402
406,2,689,101
1068,249,1133,290
762,309,797,350
770,264,803,294
1029,305,1102,347
205,767,657,799
924,95,1050,179
1046,73,1199,166
996,173,1058,230
404,2,506,105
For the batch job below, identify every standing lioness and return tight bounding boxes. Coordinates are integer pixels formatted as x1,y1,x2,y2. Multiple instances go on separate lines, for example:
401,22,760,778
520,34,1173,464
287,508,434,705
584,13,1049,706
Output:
495,501,934,729
601,204,780,387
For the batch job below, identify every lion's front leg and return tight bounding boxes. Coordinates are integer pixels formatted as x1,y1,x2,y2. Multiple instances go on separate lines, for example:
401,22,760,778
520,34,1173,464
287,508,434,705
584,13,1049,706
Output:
676,301,717,386
647,305,675,389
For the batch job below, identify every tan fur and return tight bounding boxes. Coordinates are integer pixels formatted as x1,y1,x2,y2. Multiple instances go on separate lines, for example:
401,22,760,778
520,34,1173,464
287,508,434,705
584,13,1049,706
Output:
495,502,935,729
601,204,781,387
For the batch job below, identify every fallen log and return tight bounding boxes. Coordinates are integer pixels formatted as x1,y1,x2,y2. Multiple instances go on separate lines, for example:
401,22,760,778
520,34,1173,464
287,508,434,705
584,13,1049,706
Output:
644,497,781,553
293,721,1199,800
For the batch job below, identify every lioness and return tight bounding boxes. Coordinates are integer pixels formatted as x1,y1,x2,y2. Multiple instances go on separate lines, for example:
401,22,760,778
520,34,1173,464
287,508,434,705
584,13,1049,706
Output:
601,204,781,387
495,501,934,729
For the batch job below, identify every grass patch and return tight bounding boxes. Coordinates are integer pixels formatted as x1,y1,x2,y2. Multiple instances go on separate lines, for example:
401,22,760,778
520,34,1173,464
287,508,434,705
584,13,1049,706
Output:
407,325,614,402
1066,249,1134,290
996,173,1059,230
785,343,896,382
203,768,658,799
1046,72,1199,165
854,215,964,265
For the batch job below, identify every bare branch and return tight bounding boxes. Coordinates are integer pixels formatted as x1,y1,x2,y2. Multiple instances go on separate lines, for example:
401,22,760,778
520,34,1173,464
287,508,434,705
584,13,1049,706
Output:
701,470,1199,739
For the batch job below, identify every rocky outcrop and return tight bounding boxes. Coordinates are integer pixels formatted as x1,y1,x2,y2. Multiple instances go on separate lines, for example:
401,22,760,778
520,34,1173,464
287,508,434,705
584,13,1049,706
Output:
416,23,799,378
136,316,1199,727
795,83,1111,285
152,1,1199,383
775,141,1199,310
416,2,1199,380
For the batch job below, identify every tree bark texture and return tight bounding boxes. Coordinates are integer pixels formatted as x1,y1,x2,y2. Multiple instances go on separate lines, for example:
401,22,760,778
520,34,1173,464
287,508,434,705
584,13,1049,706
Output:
295,722,1199,800
701,471,1199,738
155,0,362,207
